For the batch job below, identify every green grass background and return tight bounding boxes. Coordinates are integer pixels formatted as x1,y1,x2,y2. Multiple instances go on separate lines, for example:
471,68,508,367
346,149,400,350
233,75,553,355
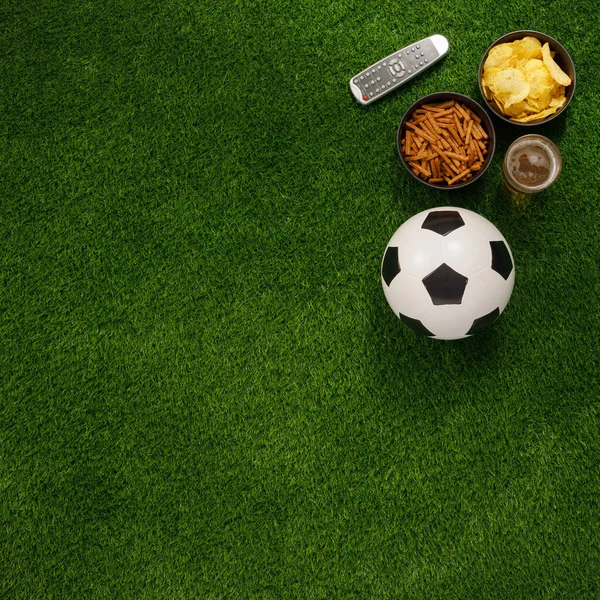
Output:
2,0,600,597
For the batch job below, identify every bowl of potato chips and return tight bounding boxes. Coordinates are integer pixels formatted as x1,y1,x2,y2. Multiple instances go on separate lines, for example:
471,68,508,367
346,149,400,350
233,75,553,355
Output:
479,31,575,125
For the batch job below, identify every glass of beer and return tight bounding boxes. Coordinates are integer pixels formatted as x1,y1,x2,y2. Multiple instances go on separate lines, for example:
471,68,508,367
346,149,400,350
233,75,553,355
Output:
502,134,562,194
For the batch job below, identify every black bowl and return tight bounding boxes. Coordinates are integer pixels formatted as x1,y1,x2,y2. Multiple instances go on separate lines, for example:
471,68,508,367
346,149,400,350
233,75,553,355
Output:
397,92,496,190
478,30,576,126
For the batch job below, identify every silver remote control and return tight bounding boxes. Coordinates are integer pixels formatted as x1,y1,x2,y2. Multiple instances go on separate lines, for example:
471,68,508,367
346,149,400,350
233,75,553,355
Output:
349,35,450,105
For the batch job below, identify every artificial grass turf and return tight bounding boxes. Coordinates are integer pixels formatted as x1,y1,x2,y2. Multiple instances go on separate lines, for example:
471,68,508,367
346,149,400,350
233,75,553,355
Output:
1,0,600,597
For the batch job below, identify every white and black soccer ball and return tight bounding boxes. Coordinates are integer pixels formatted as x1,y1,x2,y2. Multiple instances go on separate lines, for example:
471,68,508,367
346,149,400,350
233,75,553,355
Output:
381,207,515,340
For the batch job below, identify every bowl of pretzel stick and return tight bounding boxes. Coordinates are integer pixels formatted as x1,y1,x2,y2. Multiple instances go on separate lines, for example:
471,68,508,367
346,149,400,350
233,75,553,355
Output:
397,92,496,189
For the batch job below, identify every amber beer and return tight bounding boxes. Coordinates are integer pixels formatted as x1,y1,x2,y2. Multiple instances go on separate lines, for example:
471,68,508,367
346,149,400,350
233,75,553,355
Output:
502,134,562,194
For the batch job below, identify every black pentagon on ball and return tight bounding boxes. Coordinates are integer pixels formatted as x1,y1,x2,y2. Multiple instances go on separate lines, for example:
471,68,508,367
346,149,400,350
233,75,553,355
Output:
400,313,434,337
467,307,500,335
422,263,468,305
490,240,513,280
382,246,400,286
421,210,465,236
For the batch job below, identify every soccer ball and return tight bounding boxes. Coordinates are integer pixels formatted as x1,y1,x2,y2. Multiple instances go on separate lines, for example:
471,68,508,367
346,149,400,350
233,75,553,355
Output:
381,207,515,340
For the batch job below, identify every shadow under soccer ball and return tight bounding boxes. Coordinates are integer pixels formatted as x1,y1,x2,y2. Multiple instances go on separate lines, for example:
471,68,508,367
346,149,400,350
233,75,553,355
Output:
381,207,515,340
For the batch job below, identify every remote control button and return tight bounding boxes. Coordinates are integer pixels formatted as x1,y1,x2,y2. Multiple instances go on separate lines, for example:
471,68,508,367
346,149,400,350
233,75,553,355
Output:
371,80,375,84
416,44,420,49
369,92,374,96
359,75,364,80
377,65,381,70
363,95,368,101
388,67,395,77
408,69,412,74
420,61,423,65
377,76,380,81
381,84,385,89
392,78,396,82
411,47,415,52
399,60,406,70
353,78,358,83
424,58,428,63
365,83,369,88
389,58,397,65
405,50,409,55
397,70,405,77
376,88,380,92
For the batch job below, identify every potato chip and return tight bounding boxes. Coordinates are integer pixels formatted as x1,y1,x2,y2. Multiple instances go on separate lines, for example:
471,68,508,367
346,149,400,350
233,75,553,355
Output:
511,105,560,123
482,66,503,83
503,100,530,117
489,68,530,108
484,44,513,71
525,64,554,109
524,99,541,112
539,90,552,110
508,56,528,71
481,36,571,122
525,58,544,72
512,36,543,60
524,97,540,110
526,65,554,96
541,43,572,86
492,98,504,115
503,99,538,117
549,95,566,109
